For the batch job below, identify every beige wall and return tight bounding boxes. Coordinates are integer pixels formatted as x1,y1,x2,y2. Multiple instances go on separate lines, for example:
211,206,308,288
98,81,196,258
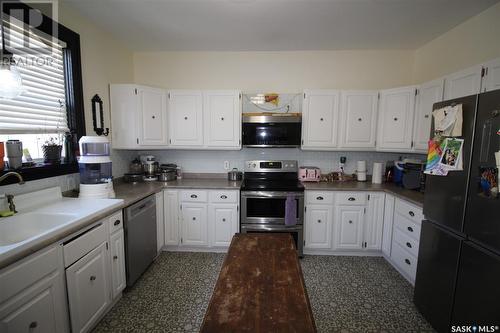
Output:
134,50,415,91
413,2,500,83
58,2,134,134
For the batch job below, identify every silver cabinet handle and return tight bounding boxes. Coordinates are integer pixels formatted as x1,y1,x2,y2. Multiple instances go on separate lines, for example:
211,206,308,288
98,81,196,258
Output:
221,195,227,199
405,259,411,265
348,197,355,201
190,194,197,198
192,217,196,221
152,115,155,119
317,219,321,223
357,118,362,121
316,196,324,200
406,242,412,248
320,118,324,121
114,220,120,226
221,117,224,121
29,322,38,329
222,218,226,222
409,211,415,217
424,114,429,118
349,220,353,224
394,117,398,121
90,275,96,281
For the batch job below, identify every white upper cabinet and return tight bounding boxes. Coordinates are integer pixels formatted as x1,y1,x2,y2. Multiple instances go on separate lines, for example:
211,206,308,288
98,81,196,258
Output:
377,86,417,151
139,87,168,146
168,90,204,147
443,65,483,100
203,90,241,149
413,78,444,152
339,90,378,149
110,84,168,149
302,90,340,149
482,57,500,92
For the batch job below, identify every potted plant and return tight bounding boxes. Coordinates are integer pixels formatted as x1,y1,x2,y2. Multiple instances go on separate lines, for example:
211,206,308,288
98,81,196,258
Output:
42,135,63,164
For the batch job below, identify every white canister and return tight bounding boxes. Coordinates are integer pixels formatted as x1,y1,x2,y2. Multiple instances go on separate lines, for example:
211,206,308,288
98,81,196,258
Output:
357,170,367,182
372,162,383,184
357,160,367,172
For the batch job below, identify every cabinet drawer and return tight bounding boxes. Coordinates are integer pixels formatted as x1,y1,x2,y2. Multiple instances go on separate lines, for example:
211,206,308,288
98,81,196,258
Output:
391,242,417,281
336,192,366,206
63,222,106,268
394,212,421,242
395,199,423,225
209,190,238,203
306,191,334,205
0,245,60,304
393,227,419,257
108,210,123,234
180,190,208,202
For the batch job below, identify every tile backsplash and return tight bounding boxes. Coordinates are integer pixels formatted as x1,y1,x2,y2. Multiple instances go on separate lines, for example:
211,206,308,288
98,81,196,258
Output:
127,148,425,176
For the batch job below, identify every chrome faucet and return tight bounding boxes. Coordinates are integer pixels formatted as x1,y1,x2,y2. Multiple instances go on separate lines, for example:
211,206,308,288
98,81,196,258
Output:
0,172,25,185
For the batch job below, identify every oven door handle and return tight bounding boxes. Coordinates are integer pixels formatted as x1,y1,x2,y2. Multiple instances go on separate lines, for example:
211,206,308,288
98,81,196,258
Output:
242,225,303,232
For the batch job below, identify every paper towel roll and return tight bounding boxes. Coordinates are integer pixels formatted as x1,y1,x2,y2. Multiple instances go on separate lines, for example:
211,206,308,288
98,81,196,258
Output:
372,162,383,184
357,160,367,172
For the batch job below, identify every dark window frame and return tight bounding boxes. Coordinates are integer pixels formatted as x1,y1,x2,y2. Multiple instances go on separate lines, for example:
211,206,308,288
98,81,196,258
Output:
1,1,85,185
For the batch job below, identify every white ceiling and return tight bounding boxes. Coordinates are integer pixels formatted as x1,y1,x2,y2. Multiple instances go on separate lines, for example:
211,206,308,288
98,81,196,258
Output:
62,0,499,51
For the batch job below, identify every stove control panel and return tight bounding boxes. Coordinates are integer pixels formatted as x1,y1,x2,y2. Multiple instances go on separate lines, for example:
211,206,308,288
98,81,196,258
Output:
245,160,298,172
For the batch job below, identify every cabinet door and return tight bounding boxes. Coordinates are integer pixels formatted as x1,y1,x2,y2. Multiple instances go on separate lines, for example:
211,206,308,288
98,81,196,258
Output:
335,206,364,250
155,191,164,252
443,65,482,100
66,242,110,333
109,230,126,299
382,194,395,257
210,204,238,247
139,87,168,146
339,90,378,148
204,91,241,148
302,90,340,148
304,205,333,249
413,79,444,151
377,86,416,150
110,84,140,149
482,57,500,92
181,203,208,246
364,193,385,250
0,272,68,333
163,190,179,246
168,90,203,146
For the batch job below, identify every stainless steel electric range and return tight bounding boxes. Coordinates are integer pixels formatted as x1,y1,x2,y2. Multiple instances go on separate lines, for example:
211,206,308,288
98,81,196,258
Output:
240,160,305,257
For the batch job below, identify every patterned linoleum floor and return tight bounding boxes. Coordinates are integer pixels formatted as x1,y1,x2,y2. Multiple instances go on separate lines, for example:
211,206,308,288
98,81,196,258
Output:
93,252,434,333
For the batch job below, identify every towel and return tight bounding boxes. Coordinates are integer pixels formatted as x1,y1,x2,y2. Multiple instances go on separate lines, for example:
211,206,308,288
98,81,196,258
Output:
285,194,297,226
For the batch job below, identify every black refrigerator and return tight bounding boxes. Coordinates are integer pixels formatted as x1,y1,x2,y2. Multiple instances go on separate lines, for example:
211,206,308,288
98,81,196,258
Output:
414,89,500,333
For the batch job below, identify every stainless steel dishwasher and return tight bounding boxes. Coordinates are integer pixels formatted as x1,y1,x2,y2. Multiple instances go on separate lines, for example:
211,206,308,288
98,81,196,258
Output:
124,194,157,287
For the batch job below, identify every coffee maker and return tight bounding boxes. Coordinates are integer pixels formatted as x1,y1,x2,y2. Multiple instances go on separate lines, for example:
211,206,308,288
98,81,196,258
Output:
140,155,158,181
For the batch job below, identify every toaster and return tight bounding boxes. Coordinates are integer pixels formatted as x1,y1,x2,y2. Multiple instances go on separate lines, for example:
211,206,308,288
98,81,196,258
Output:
299,166,321,182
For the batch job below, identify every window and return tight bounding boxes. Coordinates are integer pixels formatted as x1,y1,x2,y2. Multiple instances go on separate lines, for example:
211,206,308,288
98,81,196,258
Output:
0,2,85,184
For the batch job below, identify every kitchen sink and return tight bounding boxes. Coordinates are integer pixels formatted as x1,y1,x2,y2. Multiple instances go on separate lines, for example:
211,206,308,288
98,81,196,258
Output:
0,212,78,246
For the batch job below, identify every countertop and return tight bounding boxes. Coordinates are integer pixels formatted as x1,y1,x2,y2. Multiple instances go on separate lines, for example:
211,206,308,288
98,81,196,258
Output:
303,181,424,207
110,176,423,208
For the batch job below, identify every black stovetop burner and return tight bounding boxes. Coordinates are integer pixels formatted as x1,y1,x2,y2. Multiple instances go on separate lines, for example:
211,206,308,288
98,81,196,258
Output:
241,172,304,192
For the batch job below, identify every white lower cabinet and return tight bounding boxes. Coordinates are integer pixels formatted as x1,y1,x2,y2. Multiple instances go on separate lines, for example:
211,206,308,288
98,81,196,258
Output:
210,204,238,247
181,203,209,246
304,204,333,249
165,189,239,250
66,242,111,333
364,193,385,250
334,205,364,250
109,229,126,299
381,194,395,257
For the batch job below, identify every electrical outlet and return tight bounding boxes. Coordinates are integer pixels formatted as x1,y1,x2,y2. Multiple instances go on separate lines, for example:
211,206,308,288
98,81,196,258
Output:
223,161,230,170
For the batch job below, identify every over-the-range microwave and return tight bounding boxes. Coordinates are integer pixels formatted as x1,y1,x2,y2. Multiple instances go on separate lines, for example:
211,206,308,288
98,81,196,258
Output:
242,114,301,148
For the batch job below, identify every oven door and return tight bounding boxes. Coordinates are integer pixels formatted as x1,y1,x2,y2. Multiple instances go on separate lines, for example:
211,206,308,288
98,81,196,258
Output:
242,122,301,147
240,224,304,257
241,191,304,225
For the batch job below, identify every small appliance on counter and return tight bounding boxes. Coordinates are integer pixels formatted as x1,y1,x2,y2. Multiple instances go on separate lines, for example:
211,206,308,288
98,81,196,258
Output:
298,166,321,182
78,136,115,198
129,157,143,174
372,162,384,184
402,161,426,191
141,155,158,181
5,140,22,169
228,168,243,181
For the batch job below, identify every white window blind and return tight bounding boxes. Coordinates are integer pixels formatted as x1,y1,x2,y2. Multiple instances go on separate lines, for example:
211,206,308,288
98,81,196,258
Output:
0,18,69,134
